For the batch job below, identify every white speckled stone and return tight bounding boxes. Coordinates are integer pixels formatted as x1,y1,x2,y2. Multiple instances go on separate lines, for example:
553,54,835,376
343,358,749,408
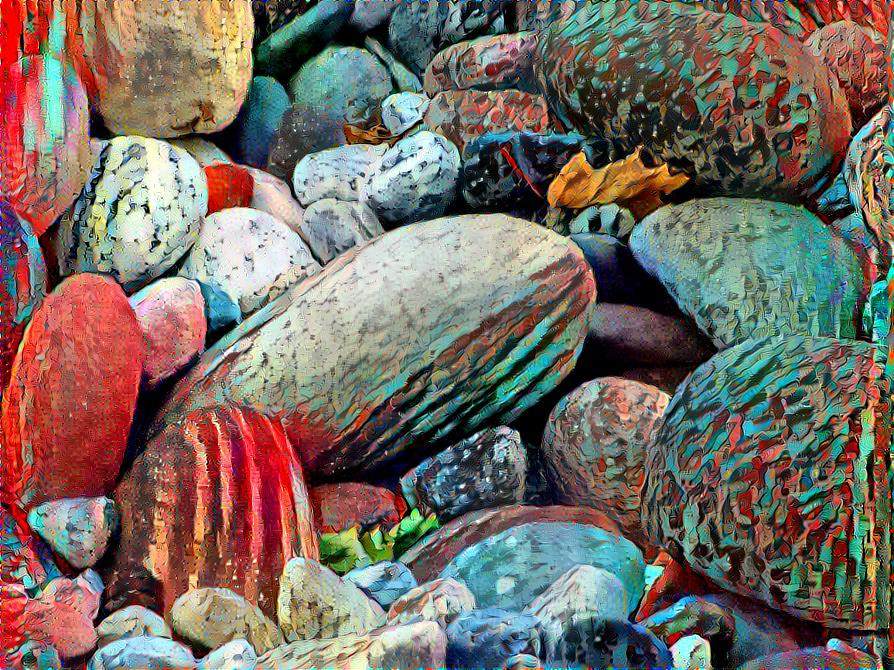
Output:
198,640,257,670
671,635,712,670
96,606,172,648
246,168,304,234
179,208,320,316
292,144,388,206
88,636,195,670
300,199,384,263
27,496,118,569
381,92,430,135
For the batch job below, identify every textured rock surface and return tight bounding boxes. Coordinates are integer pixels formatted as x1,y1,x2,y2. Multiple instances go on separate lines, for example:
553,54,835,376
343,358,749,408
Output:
247,169,304,234
547,616,673,668
541,378,670,544
87,636,196,670
257,621,446,670
129,278,207,387
536,2,851,200
299,200,383,264
386,578,476,628
670,635,712,670
309,482,406,533
400,426,527,521
179,208,320,317
642,336,891,630
439,522,645,613
204,163,254,215
55,136,207,292
277,558,385,641
104,405,318,619
224,77,291,169
76,0,253,137
381,92,429,135
158,214,594,479
172,588,283,654
344,562,418,608
27,497,118,569
2,274,144,509
292,144,388,206
446,609,541,668
96,606,172,648
629,199,863,348
198,639,257,670
425,32,539,94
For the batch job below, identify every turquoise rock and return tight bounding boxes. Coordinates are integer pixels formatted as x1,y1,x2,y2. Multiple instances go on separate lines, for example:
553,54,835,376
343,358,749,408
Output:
225,77,291,169
27,497,118,569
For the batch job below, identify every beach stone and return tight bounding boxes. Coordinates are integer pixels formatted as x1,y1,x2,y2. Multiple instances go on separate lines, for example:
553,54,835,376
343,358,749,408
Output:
87,636,195,670
671,635,712,670
246,169,304,234
27,497,118,569
525,565,629,659
364,37,423,94
400,426,527,522
629,199,864,348
439,522,645,613
198,640,256,670
349,0,398,32
96,607,171,648
179,208,320,317
737,646,880,670
541,378,669,544
196,281,242,337
204,163,254,215
157,214,594,480
571,204,637,238
344,562,418,608
55,136,207,292
381,92,429,136
257,621,446,670
361,131,460,225
104,405,318,619
277,557,385,641
224,77,291,169
2,274,144,509
76,0,252,137
300,200,384,264
129,278,207,387
535,3,851,200
172,588,283,654
292,144,388,206
547,616,673,668
168,138,233,168
10,640,62,670
446,609,541,668
1,54,91,236
425,32,539,94
1,507,57,594
424,90,550,150
387,578,476,628
642,335,891,630
0,202,46,391
309,482,406,533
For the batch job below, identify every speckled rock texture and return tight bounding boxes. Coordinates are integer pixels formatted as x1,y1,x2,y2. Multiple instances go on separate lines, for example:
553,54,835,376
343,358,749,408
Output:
299,200,383,264
277,558,385,641
157,214,594,480
542,378,669,545
96,606,172,648
309,482,406,533
55,136,208,292
75,0,254,137
198,639,257,670
179,208,320,317
400,426,527,522
104,405,318,619
535,1,852,200
425,31,539,94
446,608,541,668
87,636,196,670
344,562,418,609
27,496,118,569
629,199,864,348
172,588,283,654
292,144,388,206
642,335,892,631
386,578,476,628
247,168,305,234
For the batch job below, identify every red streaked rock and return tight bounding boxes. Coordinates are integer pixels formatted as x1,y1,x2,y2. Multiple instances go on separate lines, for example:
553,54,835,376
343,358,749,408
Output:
104,405,318,619
310,483,407,533
1,274,144,510
204,162,255,215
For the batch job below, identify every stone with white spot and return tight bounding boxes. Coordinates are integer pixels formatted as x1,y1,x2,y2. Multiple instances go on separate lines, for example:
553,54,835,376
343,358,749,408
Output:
381,93,429,135
387,578,475,628
198,639,257,670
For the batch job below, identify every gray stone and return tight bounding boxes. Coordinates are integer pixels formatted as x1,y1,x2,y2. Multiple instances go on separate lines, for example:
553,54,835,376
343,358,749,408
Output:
87,636,196,670
96,606,172,648
400,426,526,522
344,561,418,608
671,635,712,670
27,497,118,569
349,0,399,32
387,578,476,628
198,640,257,670
364,37,423,93
300,199,384,264
446,608,541,668
381,92,429,136
292,144,388,206
362,131,460,225
547,617,673,667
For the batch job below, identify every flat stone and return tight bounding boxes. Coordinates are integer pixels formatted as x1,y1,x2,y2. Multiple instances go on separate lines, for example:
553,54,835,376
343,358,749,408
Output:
27,497,118,569
344,562,418,608
299,200,384,264
87,636,196,670
387,578,475,628
96,606,171,648
425,32,539,94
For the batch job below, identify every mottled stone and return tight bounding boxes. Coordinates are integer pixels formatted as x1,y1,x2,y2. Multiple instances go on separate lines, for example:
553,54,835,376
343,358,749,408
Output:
179,208,320,317
542,378,670,544
362,131,460,225
77,0,253,137
198,640,256,670
87,636,196,670
168,138,233,168
400,427,526,522
446,609,541,668
158,214,594,480
172,588,283,654
310,483,406,533
27,497,118,569
525,565,628,659
671,635,712,670
737,646,880,670
224,77,291,169
381,92,429,136
277,558,385,641
344,562,418,608
2,274,145,508
629,199,863,348
349,0,399,32
257,621,446,670
55,136,207,292
387,578,476,628
129,278,207,387
292,144,388,206
425,32,539,94
300,200,384,264
364,37,424,94
96,607,171,648
547,616,672,668
246,169,305,234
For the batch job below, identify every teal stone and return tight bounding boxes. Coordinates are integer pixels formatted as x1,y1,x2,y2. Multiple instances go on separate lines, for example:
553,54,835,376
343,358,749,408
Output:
226,77,291,169
438,522,645,614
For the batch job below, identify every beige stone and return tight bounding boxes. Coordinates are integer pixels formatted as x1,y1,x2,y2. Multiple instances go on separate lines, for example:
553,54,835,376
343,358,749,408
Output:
172,588,283,654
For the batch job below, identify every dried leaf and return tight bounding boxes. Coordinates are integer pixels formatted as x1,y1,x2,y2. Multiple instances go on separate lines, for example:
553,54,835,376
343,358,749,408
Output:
343,122,402,146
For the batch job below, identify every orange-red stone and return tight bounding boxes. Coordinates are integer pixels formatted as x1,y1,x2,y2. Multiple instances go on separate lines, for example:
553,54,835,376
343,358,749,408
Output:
310,482,407,533
204,162,254,214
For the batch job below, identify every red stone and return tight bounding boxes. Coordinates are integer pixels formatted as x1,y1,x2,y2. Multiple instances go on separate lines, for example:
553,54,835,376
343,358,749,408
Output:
104,405,319,618
1,274,145,510
634,551,710,622
204,162,254,214
310,482,407,533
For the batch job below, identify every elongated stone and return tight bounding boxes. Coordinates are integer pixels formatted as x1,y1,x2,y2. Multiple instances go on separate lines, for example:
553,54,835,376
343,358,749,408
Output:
292,144,388,206
310,483,406,533
425,32,539,94
87,636,196,670
345,562,417,608
172,588,283,654
156,214,594,479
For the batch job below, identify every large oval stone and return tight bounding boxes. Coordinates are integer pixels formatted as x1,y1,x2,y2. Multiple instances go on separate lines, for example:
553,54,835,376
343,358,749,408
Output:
2,274,144,509
642,336,892,630
629,199,863,348
535,2,851,200
103,405,318,619
158,214,594,479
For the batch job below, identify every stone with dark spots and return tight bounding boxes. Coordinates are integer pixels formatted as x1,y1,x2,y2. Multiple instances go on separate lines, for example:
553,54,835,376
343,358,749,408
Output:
218,77,290,169
446,609,541,668
309,483,407,533
547,616,672,669
425,32,540,95
345,562,418,609
299,200,384,264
